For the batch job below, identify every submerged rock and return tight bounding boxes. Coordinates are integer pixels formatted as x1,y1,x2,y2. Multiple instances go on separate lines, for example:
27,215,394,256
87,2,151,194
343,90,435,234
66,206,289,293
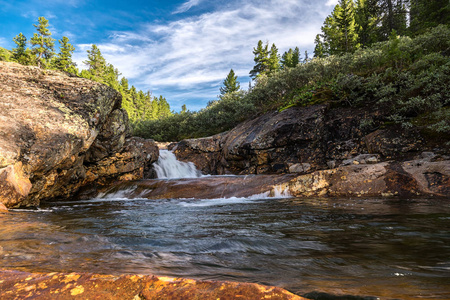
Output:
0,62,158,208
0,269,306,300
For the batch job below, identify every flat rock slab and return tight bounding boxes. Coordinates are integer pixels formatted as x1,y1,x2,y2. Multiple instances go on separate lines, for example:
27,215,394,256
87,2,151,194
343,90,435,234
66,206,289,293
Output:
90,174,297,200
0,269,306,300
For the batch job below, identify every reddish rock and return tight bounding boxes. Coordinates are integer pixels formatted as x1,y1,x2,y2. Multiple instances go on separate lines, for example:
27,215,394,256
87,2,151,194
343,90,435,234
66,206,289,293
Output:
287,159,449,198
0,202,8,213
0,62,158,208
0,162,32,207
0,270,307,300
93,174,296,200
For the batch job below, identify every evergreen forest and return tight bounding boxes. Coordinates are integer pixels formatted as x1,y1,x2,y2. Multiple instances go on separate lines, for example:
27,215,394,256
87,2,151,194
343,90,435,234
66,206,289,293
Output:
1,0,449,142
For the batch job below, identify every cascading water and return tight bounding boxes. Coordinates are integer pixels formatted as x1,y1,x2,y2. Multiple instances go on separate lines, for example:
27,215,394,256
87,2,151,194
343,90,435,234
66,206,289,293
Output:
153,150,203,179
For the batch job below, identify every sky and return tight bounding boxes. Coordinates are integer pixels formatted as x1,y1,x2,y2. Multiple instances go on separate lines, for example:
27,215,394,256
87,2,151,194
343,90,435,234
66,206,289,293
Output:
0,0,338,111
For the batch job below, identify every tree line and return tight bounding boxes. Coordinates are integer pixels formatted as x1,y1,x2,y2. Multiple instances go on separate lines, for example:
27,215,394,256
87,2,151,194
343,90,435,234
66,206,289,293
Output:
0,17,172,123
314,0,449,57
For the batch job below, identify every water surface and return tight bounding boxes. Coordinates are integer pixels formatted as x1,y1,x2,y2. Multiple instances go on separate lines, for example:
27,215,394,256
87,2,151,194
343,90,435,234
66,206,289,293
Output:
1,194,449,299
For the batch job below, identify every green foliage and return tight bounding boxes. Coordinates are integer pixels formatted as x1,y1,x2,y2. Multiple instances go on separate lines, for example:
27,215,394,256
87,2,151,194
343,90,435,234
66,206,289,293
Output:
249,40,269,79
239,26,450,138
267,43,280,75
220,69,240,95
377,0,408,39
83,44,107,81
322,0,360,55
354,0,379,47
249,41,283,79
409,0,450,35
30,17,55,68
282,47,301,68
314,34,326,58
0,47,12,62
52,36,77,73
133,91,256,141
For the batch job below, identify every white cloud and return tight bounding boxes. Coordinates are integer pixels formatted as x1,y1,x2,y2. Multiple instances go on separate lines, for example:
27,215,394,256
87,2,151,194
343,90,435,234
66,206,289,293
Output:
74,0,333,110
326,0,338,6
173,0,202,14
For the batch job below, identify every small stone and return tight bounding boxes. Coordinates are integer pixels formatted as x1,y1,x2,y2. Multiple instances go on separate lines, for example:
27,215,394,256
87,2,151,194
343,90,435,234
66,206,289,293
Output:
70,285,84,296
366,156,378,164
0,202,8,213
289,163,311,173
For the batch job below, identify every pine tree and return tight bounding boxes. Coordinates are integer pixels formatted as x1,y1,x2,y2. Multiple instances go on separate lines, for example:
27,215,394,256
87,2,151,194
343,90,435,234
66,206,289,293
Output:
267,43,280,74
281,49,294,68
30,17,55,68
156,96,172,119
314,34,326,58
53,36,76,73
354,0,380,47
220,69,240,95
292,47,300,66
83,44,107,81
12,33,33,64
249,40,269,79
321,0,359,55
409,0,450,35
282,47,302,67
120,77,130,92
336,0,359,52
377,0,408,39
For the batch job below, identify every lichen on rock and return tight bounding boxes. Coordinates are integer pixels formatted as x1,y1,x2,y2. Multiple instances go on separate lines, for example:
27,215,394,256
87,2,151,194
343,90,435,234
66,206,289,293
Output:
0,62,158,208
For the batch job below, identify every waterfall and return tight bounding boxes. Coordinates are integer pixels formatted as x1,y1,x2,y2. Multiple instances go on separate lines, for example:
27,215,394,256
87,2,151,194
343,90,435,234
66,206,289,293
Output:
153,150,202,179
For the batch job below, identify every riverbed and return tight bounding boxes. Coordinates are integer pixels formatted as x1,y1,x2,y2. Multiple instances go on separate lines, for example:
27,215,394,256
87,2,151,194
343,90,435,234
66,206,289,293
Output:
1,193,449,299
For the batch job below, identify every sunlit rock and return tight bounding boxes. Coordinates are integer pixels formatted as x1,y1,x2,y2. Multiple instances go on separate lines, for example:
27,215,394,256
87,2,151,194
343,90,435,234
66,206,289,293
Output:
0,62,158,208
0,270,307,300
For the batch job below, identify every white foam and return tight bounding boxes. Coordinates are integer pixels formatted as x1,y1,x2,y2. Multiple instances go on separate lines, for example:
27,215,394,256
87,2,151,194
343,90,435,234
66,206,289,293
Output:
178,187,292,207
272,185,291,198
11,208,54,212
96,186,139,200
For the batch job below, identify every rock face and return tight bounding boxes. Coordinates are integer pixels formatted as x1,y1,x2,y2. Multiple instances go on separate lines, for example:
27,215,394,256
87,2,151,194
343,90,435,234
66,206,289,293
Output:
170,104,449,197
284,158,449,198
172,104,441,176
0,269,306,300
0,62,158,208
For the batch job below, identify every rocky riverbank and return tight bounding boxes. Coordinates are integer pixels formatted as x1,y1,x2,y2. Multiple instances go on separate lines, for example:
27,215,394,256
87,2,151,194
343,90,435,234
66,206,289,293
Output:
0,269,305,300
170,105,449,197
0,62,159,208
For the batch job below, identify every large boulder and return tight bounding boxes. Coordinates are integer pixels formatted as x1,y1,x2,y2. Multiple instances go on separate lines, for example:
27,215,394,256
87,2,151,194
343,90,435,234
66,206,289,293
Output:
0,62,158,208
172,104,441,176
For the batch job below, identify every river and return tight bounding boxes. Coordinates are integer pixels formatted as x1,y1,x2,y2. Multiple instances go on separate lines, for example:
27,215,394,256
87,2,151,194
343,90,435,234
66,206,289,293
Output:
1,152,449,299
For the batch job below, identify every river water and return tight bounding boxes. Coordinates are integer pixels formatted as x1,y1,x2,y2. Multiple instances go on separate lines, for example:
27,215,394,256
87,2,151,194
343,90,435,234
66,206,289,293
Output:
1,152,449,299
1,195,449,299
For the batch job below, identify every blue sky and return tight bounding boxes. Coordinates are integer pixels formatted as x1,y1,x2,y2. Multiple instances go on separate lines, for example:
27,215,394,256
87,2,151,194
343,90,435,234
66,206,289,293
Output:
0,0,338,111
